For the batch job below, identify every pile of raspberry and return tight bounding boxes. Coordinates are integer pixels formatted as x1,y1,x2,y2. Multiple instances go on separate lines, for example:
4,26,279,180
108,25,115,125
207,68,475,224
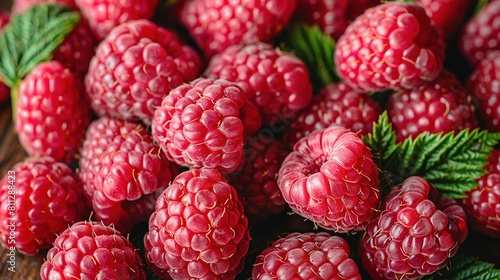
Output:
0,0,499,279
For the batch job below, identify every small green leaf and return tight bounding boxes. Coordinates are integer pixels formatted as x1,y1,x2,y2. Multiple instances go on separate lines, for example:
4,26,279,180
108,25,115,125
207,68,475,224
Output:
0,3,80,88
425,253,500,280
276,22,338,89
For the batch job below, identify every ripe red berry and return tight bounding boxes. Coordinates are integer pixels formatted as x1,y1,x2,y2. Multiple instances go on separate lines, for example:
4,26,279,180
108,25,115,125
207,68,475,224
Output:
278,125,380,232
335,2,445,91
360,176,468,279
0,156,90,255
145,168,250,279
11,0,78,14
40,221,146,280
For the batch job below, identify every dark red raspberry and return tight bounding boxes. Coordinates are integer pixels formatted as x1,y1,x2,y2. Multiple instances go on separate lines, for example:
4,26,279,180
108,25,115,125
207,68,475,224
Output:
461,149,500,238
40,221,146,280
294,0,379,41
227,135,289,226
387,70,478,142
16,61,92,163
360,176,468,280
145,168,250,279
180,0,297,58
0,156,90,255
278,125,380,232
460,0,500,66
253,232,362,280
467,51,500,132
11,0,78,14
204,42,313,126
335,2,445,91
75,0,159,40
152,78,261,173
84,19,202,125
78,116,178,232
0,11,10,104
283,82,382,149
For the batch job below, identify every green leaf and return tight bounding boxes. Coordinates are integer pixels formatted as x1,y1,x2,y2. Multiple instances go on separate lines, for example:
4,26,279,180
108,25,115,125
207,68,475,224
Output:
425,253,500,280
276,22,338,89
473,0,490,16
0,3,80,88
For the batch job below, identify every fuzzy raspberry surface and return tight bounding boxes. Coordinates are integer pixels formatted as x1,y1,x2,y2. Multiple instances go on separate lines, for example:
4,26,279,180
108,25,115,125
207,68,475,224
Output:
180,0,297,58
283,82,382,149
360,176,468,280
145,168,250,279
16,61,92,163
335,2,445,91
75,0,159,40
152,78,261,173
253,232,362,280
467,51,500,132
78,116,178,232
461,149,500,238
0,156,90,255
40,221,146,280
84,19,201,125
388,70,478,142
204,42,313,126
278,125,380,232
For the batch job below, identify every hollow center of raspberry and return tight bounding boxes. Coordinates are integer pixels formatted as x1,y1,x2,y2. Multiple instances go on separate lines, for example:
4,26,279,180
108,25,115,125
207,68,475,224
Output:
302,154,329,175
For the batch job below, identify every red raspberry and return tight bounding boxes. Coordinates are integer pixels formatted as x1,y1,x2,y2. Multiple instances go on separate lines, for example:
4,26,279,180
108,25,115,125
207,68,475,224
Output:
461,149,500,238
467,51,500,132
387,70,478,142
0,11,10,104
253,232,362,280
0,156,90,255
11,0,78,14
85,19,202,125
144,168,250,279
294,0,379,41
78,116,178,232
204,42,313,126
360,176,468,279
152,78,261,173
180,0,297,58
40,221,146,280
277,125,380,232
283,82,382,149
16,61,92,163
460,0,500,66
335,2,445,91
75,0,159,40
227,135,289,226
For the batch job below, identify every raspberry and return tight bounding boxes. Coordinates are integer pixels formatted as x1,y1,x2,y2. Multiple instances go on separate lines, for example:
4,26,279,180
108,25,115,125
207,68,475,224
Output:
75,0,159,40
460,0,500,66
84,19,202,125
277,125,380,232
0,156,90,255
78,116,178,232
11,0,78,14
227,135,289,226
467,51,500,132
335,2,445,91
16,61,92,163
0,11,10,104
283,82,382,149
144,168,250,279
294,0,379,41
180,0,297,58
387,70,478,142
204,42,313,126
461,149,500,238
152,78,261,173
360,176,468,280
253,232,362,280
40,221,146,280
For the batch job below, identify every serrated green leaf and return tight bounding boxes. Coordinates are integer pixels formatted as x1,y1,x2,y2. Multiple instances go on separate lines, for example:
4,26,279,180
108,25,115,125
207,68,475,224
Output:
276,22,338,89
425,253,500,280
0,3,80,88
